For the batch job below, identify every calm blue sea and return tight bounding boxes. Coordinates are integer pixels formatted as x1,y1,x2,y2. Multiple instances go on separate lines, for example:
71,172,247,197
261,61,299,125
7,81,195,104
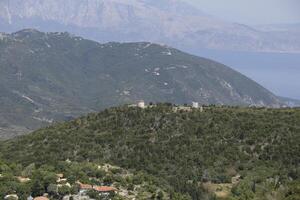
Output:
194,49,300,100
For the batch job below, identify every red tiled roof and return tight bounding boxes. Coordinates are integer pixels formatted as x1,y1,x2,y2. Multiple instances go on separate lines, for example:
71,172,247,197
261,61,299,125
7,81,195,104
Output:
79,183,93,190
93,186,117,192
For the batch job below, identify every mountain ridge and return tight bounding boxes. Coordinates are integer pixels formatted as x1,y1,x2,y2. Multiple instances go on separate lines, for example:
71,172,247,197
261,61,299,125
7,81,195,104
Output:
0,29,283,139
1,0,300,53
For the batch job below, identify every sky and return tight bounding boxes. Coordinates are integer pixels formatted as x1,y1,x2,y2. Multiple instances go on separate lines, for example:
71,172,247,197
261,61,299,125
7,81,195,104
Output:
185,0,300,25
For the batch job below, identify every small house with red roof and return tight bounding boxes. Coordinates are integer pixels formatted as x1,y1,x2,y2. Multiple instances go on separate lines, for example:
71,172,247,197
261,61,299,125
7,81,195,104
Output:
77,181,117,196
93,186,117,195
78,182,93,195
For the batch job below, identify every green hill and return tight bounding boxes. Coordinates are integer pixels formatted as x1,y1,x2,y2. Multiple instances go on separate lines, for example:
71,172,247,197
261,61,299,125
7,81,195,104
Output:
0,29,282,139
1,104,299,199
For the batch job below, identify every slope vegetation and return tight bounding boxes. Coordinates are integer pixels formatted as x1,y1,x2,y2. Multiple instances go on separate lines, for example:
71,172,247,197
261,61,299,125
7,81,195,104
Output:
1,105,299,199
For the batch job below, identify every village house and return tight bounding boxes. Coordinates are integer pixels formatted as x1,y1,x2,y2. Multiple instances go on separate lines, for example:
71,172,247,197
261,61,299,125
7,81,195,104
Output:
17,176,31,183
4,194,18,200
78,182,93,194
231,174,241,184
56,173,67,183
173,102,204,112
192,102,204,112
33,197,49,200
192,102,199,108
137,100,146,108
93,186,117,196
56,173,64,179
173,106,192,112
78,181,117,196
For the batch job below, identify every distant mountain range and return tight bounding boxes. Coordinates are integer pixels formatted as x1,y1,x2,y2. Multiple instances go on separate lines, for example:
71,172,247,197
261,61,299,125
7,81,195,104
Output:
1,0,300,53
0,29,283,139
278,96,300,107
255,23,300,32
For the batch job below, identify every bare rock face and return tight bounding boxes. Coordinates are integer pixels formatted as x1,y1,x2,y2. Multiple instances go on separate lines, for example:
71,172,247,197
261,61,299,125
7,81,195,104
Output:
1,0,300,53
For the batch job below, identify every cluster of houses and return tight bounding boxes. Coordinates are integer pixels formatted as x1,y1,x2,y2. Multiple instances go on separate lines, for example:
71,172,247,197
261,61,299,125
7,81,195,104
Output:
4,194,48,200
4,173,117,200
78,182,117,196
132,100,204,112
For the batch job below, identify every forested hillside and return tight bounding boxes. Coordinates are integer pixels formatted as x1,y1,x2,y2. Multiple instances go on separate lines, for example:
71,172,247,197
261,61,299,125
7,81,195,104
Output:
0,29,282,139
1,104,299,199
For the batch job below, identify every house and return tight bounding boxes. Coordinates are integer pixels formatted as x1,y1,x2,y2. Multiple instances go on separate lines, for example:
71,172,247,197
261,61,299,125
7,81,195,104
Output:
17,176,31,183
33,197,49,200
231,174,241,184
192,102,199,108
56,173,67,183
4,194,18,200
200,106,204,112
192,102,204,112
56,173,64,179
79,183,93,190
137,100,146,108
78,182,93,195
93,186,117,196
173,106,192,112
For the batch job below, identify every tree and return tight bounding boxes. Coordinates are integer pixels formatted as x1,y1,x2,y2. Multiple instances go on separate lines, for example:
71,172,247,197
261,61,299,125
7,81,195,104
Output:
22,164,36,177
58,185,71,196
157,191,164,200
47,184,58,195
31,179,45,197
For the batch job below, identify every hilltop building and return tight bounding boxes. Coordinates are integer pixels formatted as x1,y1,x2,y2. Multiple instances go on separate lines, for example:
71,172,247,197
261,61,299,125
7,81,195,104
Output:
200,106,204,112
138,100,145,108
192,102,199,108
192,102,204,112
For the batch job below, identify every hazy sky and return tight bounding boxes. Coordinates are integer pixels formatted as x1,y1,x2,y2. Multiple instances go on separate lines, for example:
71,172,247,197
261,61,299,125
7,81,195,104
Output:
185,0,300,25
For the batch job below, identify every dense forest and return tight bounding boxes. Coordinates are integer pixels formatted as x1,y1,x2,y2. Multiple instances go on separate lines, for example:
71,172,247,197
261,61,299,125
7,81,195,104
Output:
0,104,299,199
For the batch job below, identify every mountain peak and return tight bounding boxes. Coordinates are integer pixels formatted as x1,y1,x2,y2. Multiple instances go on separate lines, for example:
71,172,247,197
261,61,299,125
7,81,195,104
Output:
12,28,44,39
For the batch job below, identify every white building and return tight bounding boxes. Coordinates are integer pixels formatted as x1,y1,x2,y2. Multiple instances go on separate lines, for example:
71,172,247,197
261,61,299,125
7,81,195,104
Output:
5,194,18,200
192,102,204,112
192,102,199,108
138,100,146,108
200,106,204,112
